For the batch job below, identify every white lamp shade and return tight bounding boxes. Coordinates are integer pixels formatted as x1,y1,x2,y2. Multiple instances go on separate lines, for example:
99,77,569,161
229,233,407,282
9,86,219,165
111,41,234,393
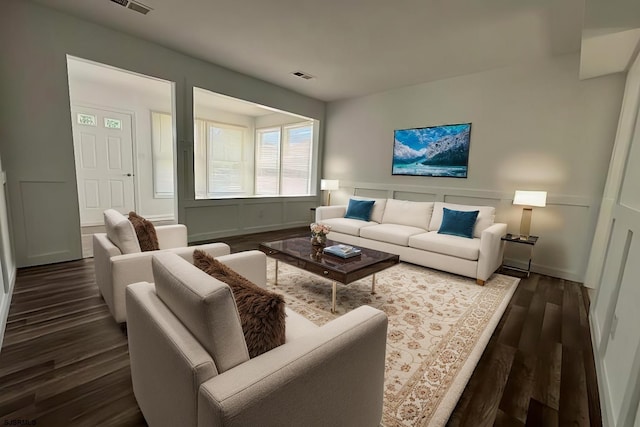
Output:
513,190,547,207
321,179,339,191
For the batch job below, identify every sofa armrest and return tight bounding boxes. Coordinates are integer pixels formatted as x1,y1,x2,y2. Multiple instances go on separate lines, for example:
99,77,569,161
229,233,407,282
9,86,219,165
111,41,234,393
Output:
477,223,507,282
315,205,346,222
108,243,231,323
198,305,388,427
216,251,267,288
155,224,188,249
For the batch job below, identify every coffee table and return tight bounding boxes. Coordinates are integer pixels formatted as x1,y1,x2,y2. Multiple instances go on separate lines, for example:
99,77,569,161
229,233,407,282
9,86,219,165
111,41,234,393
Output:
258,237,400,313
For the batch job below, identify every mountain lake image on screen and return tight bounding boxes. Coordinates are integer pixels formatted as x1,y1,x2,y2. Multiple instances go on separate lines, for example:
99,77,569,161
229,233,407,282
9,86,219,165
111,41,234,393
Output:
392,123,471,178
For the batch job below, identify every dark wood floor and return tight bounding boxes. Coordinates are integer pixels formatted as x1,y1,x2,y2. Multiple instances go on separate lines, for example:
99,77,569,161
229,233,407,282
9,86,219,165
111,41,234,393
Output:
0,227,601,426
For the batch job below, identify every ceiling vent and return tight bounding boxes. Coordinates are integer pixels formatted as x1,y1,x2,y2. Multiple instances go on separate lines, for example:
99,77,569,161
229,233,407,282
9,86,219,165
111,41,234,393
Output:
291,71,315,80
109,0,152,15
128,1,152,15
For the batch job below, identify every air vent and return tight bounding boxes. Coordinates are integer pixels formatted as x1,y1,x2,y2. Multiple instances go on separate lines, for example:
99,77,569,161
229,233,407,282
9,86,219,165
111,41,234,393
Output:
291,71,315,80
109,0,152,15
128,1,152,15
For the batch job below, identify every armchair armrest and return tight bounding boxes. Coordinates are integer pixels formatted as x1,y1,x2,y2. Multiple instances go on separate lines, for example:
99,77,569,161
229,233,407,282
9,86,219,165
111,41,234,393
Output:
126,282,218,427
216,251,267,288
315,205,347,222
93,233,123,305
108,243,231,323
198,305,388,427
477,223,507,282
155,224,188,249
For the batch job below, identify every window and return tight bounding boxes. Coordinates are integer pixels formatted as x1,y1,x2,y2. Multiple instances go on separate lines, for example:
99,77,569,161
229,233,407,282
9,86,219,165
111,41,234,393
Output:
195,119,247,198
255,128,281,195
151,112,174,198
255,122,313,196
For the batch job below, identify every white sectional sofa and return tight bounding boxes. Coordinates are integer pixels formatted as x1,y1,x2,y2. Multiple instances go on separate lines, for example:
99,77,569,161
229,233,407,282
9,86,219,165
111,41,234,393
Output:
316,198,507,284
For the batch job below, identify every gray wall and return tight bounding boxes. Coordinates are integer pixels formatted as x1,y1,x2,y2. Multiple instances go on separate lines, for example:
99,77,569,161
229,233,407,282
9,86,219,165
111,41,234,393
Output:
0,0,325,267
324,55,625,282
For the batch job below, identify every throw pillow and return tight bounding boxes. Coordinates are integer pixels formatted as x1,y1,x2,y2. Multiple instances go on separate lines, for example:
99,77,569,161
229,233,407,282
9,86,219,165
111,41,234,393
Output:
438,208,479,239
128,212,160,251
344,198,375,221
193,250,286,358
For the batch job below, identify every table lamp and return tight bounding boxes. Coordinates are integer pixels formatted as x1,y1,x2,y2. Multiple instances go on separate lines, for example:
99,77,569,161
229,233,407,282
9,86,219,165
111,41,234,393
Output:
320,179,339,205
513,190,547,239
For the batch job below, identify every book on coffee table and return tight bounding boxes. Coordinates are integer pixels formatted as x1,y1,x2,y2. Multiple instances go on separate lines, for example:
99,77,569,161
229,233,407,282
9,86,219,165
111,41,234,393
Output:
323,244,362,259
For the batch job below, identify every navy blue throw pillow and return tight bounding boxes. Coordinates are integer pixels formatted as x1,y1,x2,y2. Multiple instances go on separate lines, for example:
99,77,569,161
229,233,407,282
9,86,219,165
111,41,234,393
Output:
344,199,375,221
438,208,479,239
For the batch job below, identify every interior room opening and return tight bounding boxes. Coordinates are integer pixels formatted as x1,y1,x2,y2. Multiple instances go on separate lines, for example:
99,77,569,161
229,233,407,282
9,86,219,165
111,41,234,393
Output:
66,56,176,257
193,87,319,200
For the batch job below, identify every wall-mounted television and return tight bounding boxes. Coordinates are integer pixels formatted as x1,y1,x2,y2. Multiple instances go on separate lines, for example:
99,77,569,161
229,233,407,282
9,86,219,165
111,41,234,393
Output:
392,123,471,178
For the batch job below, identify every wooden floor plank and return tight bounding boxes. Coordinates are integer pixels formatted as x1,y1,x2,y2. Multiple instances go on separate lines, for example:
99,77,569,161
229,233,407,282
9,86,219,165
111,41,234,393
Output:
450,343,517,427
0,227,602,426
525,398,559,427
499,350,537,423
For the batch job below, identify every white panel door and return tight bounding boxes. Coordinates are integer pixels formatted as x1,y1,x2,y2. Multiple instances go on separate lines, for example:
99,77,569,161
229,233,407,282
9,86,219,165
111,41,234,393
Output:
72,106,135,225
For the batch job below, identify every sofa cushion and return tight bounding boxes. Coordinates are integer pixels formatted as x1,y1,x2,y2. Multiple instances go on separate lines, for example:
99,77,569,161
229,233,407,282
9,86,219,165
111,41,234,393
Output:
408,231,480,261
320,217,376,236
104,209,141,254
344,198,375,221
128,211,160,251
152,252,249,373
193,250,286,358
438,208,479,239
351,196,387,223
381,199,433,230
429,202,495,238
360,223,426,247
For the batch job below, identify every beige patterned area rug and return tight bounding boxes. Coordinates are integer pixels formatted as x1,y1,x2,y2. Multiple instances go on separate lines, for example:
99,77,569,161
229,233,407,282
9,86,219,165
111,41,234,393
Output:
266,260,519,426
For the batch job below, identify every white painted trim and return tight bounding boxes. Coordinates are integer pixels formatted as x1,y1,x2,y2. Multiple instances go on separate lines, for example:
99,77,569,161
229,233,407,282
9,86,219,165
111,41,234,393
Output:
0,269,16,351
585,51,640,290
591,314,615,427
502,258,583,282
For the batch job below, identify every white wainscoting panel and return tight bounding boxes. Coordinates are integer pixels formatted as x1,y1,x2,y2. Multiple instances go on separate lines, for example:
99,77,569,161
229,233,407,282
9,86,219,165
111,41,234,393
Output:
332,181,594,281
20,181,76,264
183,197,317,242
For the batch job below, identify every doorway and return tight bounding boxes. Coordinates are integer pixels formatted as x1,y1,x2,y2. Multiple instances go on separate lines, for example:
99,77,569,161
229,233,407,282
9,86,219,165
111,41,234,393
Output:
71,105,135,225
66,56,176,257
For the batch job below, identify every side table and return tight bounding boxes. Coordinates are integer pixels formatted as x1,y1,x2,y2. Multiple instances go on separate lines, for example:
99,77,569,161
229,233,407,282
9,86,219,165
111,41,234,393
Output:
501,234,538,277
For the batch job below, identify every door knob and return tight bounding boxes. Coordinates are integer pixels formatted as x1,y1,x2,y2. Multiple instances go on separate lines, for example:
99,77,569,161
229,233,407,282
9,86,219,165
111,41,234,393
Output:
125,173,133,177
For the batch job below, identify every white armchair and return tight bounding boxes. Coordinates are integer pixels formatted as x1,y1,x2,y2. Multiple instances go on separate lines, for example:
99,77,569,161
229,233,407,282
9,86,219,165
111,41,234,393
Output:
93,209,230,323
126,252,388,427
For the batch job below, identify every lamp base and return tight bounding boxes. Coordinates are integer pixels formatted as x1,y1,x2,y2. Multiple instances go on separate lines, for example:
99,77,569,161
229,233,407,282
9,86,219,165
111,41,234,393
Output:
519,207,532,239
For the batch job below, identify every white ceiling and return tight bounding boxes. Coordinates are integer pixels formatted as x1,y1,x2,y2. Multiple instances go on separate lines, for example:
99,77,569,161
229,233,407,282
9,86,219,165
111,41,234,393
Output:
33,0,588,101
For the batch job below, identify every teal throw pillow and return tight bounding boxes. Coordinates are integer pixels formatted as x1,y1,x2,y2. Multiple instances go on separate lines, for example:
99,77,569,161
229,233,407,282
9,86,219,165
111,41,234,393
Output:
438,208,479,239
344,199,375,221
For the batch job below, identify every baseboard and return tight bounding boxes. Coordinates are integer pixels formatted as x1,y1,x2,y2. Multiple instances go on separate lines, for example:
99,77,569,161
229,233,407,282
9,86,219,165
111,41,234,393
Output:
502,257,583,282
190,222,309,243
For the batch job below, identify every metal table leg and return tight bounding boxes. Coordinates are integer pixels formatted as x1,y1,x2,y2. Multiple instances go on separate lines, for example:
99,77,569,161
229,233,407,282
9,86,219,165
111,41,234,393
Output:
331,282,337,313
371,273,376,295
